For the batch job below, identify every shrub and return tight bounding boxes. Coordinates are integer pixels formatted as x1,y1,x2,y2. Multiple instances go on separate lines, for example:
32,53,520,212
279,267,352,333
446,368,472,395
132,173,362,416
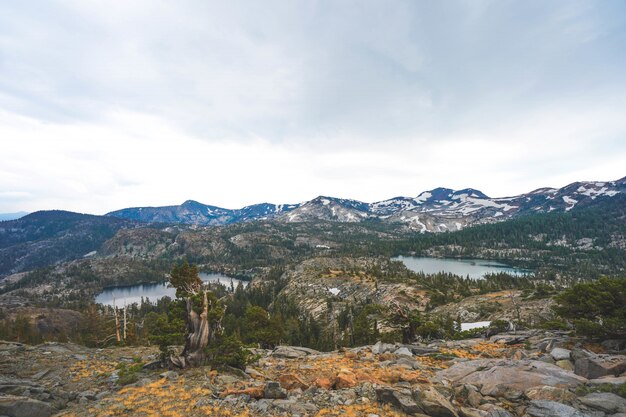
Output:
553,277,626,339
538,318,569,331
116,362,143,386
205,334,251,370
488,319,510,334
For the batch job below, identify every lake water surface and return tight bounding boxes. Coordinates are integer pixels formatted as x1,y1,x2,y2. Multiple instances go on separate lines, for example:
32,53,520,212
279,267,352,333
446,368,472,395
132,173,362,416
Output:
95,273,249,307
394,256,530,279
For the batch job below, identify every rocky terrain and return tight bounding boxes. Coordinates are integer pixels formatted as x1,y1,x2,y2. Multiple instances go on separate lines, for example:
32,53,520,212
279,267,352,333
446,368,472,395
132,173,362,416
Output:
268,257,429,323
1,330,625,417
430,290,554,326
106,177,625,232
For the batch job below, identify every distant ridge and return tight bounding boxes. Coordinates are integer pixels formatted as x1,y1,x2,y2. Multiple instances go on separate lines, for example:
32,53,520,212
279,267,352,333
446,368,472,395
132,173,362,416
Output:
106,176,626,232
0,211,29,221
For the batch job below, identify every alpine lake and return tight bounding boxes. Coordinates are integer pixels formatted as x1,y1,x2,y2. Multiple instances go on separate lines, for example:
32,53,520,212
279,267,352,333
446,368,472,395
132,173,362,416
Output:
95,273,248,307
393,256,531,279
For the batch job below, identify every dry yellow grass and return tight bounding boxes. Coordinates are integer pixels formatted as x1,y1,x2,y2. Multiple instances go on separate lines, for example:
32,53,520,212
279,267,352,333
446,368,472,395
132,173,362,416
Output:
69,360,118,382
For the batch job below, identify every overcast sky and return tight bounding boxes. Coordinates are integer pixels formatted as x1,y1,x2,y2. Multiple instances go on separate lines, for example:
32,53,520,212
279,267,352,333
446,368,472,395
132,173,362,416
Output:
1,0,625,214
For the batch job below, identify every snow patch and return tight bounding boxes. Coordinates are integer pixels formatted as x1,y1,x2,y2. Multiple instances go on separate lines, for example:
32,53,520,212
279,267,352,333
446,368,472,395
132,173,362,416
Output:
562,196,578,211
328,288,340,296
461,321,491,331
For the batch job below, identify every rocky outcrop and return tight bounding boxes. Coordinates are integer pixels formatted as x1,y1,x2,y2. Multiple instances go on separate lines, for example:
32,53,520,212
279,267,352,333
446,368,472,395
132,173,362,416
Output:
375,386,459,417
263,382,288,400
571,349,626,379
526,399,587,417
579,392,626,414
437,359,587,398
270,346,320,359
0,395,55,417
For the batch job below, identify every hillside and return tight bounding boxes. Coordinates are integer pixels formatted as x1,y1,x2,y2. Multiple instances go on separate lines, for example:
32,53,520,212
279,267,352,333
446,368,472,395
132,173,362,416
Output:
382,193,626,276
0,211,134,278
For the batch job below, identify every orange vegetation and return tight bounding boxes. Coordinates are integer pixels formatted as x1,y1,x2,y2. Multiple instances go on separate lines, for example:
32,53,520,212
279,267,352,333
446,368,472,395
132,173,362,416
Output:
252,350,441,390
315,403,406,417
69,360,117,382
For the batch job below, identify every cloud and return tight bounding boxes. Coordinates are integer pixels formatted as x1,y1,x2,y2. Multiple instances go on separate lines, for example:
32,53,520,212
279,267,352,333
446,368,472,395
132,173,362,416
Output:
0,1,625,213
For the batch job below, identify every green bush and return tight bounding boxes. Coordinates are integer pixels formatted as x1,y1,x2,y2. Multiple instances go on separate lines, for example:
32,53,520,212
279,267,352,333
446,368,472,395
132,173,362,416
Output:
488,319,510,334
538,319,569,331
116,362,143,386
452,327,486,340
553,277,626,339
205,334,251,370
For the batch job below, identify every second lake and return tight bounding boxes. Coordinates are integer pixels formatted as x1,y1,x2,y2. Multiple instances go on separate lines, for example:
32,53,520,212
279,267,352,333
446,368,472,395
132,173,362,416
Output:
394,256,531,279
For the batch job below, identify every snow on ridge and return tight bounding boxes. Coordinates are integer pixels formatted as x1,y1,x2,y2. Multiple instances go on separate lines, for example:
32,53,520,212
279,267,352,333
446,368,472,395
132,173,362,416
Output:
562,195,578,211
415,192,432,202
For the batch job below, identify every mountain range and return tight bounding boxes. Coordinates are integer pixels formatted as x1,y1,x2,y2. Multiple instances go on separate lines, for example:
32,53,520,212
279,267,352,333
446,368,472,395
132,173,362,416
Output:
107,177,626,232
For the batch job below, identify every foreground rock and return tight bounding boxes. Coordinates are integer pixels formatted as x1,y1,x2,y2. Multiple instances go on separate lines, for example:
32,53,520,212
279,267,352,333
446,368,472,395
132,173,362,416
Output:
526,399,587,417
0,395,55,417
376,386,459,417
571,349,626,379
3,335,626,417
579,392,626,414
437,359,587,398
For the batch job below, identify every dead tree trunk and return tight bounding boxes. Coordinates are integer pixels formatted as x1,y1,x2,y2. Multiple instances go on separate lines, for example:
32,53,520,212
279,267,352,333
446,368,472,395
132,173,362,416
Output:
114,307,121,343
170,291,223,368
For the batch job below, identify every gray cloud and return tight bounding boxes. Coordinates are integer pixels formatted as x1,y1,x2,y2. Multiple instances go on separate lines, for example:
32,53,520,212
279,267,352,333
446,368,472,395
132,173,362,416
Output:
0,0,625,212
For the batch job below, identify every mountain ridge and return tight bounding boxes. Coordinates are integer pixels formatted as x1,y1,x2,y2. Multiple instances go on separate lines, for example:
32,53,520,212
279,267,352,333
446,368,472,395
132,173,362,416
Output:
106,176,626,232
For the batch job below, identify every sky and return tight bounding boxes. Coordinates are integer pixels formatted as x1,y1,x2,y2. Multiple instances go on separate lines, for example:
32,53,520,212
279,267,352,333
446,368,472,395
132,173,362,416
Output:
1,0,626,214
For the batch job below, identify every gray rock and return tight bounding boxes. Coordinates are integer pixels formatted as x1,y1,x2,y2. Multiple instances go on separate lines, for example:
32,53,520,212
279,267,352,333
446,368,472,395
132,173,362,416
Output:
271,346,318,359
142,360,163,370
264,382,287,399
459,407,488,417
394,347,413,357
78,390,96,400
95,391,109,400
414,387,459,417
216,375,239,385
410,346,439,356
375,387,422,415
486,408,513,417
376,386,459,417
601,339,626,352
159,371,178,380
0,395,55,417
394,357,418,369
488,334,527,345
371,342,395,355
526,400,586,417
538,355,555,364
465,387,482,408
437,359,587,398
588,375,626,386
579,392,626,413
524,385,577,403
572,349,626,379
550,348,571,361
30,370,50,381
245,367,264,378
